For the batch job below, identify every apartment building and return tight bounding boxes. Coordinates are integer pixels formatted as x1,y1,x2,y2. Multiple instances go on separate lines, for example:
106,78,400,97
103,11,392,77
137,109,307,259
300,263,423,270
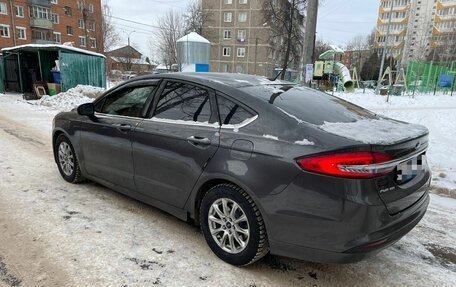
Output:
374,0,456,66
0,0,102,53
201,0,304,77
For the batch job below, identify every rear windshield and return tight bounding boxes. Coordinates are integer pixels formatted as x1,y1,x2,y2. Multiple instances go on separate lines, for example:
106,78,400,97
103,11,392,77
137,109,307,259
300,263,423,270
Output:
240,85,377,125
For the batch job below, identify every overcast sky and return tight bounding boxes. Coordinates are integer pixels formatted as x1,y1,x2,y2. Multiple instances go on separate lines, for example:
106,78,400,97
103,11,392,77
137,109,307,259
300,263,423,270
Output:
108,0,379,58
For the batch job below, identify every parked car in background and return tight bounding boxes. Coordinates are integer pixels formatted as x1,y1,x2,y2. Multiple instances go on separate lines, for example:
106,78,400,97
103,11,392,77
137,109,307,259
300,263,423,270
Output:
52,73,431,266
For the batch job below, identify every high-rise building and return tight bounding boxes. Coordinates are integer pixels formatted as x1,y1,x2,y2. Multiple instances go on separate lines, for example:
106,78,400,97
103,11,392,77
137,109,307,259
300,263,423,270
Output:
201,0,304,77
0,0,103,53
375,0,456,66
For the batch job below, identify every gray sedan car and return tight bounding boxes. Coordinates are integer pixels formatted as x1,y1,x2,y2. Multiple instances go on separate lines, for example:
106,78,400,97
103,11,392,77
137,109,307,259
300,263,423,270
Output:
53,73,431,266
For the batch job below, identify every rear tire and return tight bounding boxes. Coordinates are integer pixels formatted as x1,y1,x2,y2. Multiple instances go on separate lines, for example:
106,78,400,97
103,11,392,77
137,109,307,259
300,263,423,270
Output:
55,134,84,183
200,183,269,266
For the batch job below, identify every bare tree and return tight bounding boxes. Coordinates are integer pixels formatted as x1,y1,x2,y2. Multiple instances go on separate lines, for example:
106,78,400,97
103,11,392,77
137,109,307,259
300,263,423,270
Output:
263,0,306,79
314,38,331,60
345,34,370,51
101,0,120,53
154,10,185,70
183,0,212,37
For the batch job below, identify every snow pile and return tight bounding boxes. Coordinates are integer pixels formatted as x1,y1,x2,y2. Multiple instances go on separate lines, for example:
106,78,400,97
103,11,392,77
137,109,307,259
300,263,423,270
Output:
31,85,104,111
295,139,315,146
320,118,428,144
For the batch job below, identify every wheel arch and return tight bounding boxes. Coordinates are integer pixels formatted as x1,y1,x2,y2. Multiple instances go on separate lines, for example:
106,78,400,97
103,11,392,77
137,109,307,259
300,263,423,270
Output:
187,175,269,229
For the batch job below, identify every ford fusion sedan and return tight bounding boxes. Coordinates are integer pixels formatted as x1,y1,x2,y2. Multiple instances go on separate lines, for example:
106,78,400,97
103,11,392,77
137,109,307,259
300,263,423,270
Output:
52,73,430,266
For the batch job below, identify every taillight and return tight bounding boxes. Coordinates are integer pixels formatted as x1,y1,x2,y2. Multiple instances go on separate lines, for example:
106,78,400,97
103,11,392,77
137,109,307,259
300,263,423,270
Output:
297,152,395,179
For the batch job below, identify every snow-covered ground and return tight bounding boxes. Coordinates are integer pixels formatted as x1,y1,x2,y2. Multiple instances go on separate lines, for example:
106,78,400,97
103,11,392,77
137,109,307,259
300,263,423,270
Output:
0,89,455,286
335,90,456,197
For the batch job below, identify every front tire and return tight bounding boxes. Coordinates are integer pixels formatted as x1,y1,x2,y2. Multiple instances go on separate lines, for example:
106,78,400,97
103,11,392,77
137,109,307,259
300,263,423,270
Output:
55,134,84,183
200,183,269,266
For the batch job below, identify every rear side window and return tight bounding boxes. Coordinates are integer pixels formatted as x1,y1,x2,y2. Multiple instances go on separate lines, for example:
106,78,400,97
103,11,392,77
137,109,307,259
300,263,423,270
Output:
217,96,255,125
153,81,212,123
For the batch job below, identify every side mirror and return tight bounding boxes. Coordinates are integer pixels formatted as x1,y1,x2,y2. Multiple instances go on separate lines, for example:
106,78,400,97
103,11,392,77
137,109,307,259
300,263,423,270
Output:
77,103,95,117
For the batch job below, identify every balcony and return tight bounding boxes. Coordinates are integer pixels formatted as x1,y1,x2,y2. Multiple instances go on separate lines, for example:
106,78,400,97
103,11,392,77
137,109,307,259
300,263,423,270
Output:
32,39,54,44
30,18,53,30
28,0,51,7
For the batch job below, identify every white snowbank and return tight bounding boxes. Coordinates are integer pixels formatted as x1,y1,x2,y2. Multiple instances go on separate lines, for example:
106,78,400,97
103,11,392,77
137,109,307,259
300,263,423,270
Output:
30,85,104,112
320,118,428,145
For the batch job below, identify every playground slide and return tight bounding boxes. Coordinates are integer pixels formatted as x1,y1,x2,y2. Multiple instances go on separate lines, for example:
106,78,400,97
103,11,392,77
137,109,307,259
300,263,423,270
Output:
334,62,355,92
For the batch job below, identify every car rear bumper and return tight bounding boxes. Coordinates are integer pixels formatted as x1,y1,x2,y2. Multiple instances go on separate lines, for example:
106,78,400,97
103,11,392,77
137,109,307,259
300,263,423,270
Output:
263,172,430,263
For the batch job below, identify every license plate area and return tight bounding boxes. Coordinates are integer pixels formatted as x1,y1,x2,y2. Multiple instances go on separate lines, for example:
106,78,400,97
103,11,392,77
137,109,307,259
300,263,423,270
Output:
395,154,427,184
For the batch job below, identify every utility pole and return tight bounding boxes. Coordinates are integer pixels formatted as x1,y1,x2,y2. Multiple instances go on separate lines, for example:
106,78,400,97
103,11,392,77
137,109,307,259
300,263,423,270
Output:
375,0,394,94
301,0,318,86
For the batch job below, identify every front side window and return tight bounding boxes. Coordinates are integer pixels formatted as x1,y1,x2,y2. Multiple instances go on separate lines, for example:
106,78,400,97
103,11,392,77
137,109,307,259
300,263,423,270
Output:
100,86,156,117
217,96,255,126
154,82,212,124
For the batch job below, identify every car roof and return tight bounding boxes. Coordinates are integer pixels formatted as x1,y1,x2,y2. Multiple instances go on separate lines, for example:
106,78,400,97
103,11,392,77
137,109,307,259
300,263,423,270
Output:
131,72,295,89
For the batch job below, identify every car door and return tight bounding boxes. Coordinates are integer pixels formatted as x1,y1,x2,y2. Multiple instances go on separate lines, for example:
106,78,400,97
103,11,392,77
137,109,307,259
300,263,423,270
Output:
79,82,159,190
132,80,220,208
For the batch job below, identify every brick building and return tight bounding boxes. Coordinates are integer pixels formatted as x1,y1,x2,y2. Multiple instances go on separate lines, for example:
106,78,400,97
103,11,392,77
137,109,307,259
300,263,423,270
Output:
0,0,103,53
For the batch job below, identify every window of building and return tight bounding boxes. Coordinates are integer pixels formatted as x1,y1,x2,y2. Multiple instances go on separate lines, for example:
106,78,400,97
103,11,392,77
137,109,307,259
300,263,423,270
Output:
237,47,246,57
224,12,232,22
64,6,72,16
31,6,50,19
90,38,97,48
78,19,85,29
33,30,46,40
223,30,231,39
221,64,230,73
51,13,59,24
0,24,10,38
17,27,26,40
89,21,96,31
88,4,94,13
223,47,231,57
224,0,233,4
0,2,7,15
77,1,83,11
51,0,58,4
53,32,61,43
15,6,24,17
235,64,244,73
79,36,86,47
154,82,212,124
239,0,248,4
67,26,73,35
238,29,246,40
238,12,248,22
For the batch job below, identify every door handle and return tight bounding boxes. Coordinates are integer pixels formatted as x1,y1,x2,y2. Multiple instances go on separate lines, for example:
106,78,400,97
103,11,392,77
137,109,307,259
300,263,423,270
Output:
187,136,211,145
112,123,132,132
